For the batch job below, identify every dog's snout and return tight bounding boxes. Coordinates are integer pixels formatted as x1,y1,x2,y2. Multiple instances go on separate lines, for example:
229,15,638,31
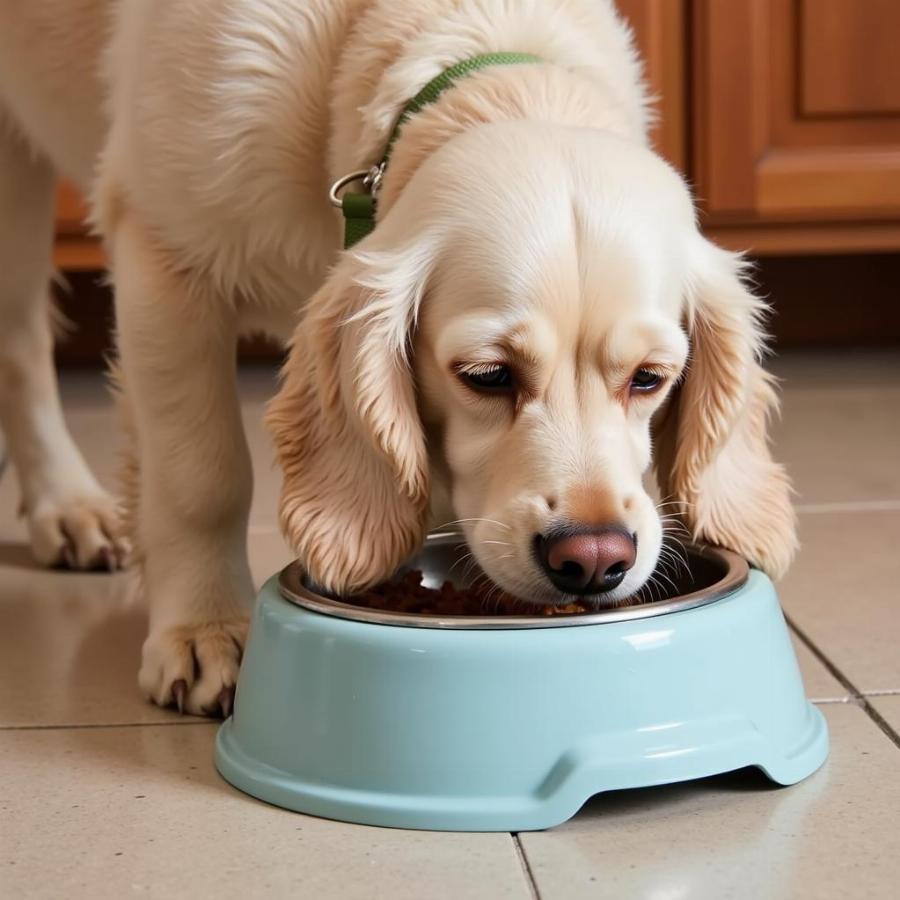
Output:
537,528,636,594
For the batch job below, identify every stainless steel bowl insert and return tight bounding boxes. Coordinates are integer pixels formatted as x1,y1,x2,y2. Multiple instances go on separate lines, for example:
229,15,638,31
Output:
278,533,749,630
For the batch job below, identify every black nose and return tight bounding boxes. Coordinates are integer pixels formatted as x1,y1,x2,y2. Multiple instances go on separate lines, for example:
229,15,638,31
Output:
537,528,637,594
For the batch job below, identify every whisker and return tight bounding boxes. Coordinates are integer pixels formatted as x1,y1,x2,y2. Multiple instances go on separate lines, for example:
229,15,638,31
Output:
653,564,680,597
663,539,691,553
663,535,691,567
640,575,661,604
461,556,482,581
446,550,475,580
660,517,692,534
659,555,690,582
655,495,696,511
660,542,692,584
660,538,690,565
635,573,656,604
432,517,511,532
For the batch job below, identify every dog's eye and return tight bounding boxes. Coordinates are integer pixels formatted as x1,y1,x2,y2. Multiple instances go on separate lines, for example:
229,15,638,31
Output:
630,368,663,393
459,364,514,393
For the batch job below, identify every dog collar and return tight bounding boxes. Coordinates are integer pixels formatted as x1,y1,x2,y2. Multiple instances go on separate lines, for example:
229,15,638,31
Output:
329,52,542,248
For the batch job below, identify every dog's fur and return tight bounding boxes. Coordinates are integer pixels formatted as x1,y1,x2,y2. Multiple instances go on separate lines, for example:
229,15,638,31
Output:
0,0,796,715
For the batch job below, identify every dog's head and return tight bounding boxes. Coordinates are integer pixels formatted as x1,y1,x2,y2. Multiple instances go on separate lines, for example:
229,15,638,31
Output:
267,124,796,602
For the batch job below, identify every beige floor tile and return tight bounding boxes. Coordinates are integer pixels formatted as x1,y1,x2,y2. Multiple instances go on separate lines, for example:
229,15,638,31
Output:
248,528,293,587
791,633,848,702
869,694,900,737
0,368,284,544
0,372,122,522
0,725,530,900
0,531,294,728
770,351,900,506
0,562,163,728
0,367,287,728
779,510,900,694
770,349,900,392
519,704,900,900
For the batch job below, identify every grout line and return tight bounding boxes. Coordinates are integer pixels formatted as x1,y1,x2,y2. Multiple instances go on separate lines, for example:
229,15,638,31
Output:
511,833,541,900
859,704,900,752
786,615,863,696
786,614,900,751
0,720,219,732
796,500,900,515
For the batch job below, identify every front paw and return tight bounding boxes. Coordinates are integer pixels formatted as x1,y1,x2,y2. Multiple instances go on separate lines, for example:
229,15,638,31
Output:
27,491,130,571
139,618,248,717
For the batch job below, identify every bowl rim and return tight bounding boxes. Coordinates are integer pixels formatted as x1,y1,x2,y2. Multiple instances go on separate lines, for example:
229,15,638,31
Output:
277,533,750,630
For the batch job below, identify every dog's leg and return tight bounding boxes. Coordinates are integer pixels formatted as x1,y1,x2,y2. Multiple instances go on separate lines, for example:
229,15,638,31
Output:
111,211,253,716
0,125,125,569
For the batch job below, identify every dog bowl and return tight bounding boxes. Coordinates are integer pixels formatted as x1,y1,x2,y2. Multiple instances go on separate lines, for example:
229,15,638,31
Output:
215,534,828,831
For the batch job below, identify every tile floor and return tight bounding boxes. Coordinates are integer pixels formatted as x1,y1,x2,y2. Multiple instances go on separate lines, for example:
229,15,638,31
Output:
1,352,899,899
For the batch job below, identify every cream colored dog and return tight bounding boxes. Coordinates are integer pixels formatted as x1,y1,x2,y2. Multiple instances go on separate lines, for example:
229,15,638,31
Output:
0,0,795,716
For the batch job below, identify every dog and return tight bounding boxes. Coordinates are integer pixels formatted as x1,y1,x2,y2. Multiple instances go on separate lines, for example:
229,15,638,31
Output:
0,0,796,716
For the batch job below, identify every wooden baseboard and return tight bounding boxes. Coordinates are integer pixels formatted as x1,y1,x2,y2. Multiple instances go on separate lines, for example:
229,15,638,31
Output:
751,253,900,346
54,236,106,271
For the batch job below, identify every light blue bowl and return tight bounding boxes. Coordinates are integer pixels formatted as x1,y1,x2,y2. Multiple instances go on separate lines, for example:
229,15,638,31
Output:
216,535,827,831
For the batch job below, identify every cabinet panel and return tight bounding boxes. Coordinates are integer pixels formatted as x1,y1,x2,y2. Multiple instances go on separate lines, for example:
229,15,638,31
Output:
800,0,900,118
694,0,900,236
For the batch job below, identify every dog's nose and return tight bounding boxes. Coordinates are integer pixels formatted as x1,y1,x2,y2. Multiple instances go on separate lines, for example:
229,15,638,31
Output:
538,529,637,594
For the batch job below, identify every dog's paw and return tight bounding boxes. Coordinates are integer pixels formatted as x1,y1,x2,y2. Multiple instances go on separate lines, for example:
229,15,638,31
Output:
27,491,130,571
139,619,248,717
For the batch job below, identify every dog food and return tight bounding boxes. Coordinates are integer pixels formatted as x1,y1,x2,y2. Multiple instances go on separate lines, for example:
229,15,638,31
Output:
349,569,591,617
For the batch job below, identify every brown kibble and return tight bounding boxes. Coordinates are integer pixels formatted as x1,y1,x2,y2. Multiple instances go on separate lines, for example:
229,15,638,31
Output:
348,571,591,618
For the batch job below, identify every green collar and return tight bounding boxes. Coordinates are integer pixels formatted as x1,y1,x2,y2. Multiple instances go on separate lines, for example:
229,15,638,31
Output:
330,52,542,248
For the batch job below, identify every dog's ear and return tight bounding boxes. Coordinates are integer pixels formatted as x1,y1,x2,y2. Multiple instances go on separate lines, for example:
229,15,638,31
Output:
266,242,433,593
653,238,797,578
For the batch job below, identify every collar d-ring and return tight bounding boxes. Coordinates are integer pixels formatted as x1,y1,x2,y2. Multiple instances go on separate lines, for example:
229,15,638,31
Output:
328,164,386,209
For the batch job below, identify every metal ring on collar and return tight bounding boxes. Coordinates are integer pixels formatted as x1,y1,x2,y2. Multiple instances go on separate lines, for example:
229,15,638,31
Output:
328,169,370,208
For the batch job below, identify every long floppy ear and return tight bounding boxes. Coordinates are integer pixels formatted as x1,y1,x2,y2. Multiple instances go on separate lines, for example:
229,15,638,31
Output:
654,238,797,578
266,243,433,593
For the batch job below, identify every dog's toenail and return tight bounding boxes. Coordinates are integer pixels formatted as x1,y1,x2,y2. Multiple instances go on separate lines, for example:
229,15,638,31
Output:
100,546,116,572
218,686,236,719
172,679,188,714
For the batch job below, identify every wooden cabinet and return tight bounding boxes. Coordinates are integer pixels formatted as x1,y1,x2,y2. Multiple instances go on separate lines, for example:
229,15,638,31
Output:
54,0,900,266
693,0,900,253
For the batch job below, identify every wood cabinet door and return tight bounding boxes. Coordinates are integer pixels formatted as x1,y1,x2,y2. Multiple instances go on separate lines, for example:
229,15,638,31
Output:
694,0,900,253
